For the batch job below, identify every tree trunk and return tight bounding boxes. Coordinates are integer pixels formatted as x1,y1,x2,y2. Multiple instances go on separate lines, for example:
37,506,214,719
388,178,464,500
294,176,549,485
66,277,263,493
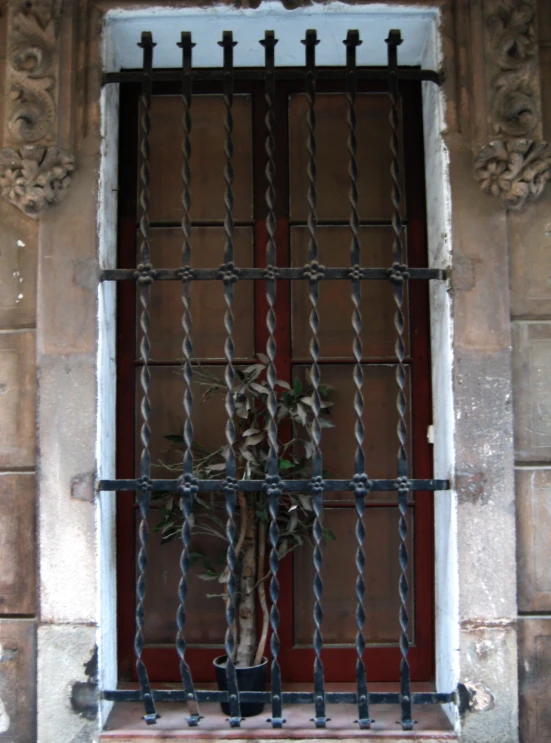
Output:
235,499,257,667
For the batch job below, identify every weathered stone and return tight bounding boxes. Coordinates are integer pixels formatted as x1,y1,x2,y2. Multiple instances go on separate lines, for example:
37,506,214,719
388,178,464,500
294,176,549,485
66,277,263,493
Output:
0,620,36,742
518,617,551,743
448,143,510,352
460,624,518,743
37,624,98,743
516,469,551,612
0,474,36,615
37,154,99,357
38,353,97,624
454,348,516,621
509,199,551,317
512,321,551,460
0,330,36,468
0,199,38,328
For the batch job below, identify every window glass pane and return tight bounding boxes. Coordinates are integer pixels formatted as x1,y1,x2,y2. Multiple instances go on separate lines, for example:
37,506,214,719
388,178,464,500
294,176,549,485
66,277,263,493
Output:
289,93,405,221
293,507,414,645
291,226,409,359
144,227,254,361
146,95,253,223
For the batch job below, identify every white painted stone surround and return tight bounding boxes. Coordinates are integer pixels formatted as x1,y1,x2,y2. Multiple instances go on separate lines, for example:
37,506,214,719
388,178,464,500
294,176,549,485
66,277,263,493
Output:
36,4,517,742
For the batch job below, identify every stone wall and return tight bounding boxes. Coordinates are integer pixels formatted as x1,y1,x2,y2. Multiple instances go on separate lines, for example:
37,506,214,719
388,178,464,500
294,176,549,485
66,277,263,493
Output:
0,0,549,742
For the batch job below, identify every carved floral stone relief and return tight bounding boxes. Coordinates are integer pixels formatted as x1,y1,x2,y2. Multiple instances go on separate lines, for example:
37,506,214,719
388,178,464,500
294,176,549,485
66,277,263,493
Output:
475,0,550,210
0,146,75,218
1,1,74,217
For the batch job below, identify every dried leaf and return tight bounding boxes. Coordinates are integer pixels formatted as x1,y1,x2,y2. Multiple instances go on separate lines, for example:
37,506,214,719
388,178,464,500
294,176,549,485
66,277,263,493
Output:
257,352,269,364
250,382,269,395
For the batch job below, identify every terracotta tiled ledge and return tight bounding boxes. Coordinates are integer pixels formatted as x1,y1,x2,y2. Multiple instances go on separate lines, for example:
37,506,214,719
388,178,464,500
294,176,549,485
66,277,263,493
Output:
102,683,456,742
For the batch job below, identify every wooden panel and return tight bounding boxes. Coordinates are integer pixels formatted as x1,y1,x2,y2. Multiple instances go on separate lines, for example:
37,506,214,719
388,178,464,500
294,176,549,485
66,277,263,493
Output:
519,618,551,742
293,507,414,645
146,227,254,360
289,93,404,221
291,226,408,359
147,95,253,223
143,365,227,476
0,331,35,468
517,469,551,612
0,620,36,742
141,364,231,646
0,475,35,615
294,364,411,494
143,513,227,647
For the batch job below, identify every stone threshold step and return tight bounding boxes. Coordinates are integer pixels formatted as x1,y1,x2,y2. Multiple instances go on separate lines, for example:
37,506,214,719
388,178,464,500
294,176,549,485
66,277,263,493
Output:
102,700,457,742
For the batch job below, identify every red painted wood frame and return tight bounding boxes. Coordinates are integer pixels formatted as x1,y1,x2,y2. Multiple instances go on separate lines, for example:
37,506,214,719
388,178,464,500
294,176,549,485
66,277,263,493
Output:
116,77,434,684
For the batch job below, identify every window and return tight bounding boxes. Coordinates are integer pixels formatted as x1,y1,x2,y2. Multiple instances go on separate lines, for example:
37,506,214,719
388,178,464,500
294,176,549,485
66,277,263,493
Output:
103,28,449,729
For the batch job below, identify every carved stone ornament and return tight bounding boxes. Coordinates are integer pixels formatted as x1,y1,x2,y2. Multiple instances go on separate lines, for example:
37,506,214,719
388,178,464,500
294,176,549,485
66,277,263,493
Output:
0,146,75,218
474,139,551,210
486,0,539,138
6,0,63,145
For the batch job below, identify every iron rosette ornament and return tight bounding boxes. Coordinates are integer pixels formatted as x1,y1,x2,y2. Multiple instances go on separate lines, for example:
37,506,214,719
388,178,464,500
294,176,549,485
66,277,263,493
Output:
0,145,75,218
474,138,551,210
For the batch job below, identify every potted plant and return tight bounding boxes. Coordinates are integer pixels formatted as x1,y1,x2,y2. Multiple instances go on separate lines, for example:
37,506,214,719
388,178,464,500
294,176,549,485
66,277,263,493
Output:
155,356,336,716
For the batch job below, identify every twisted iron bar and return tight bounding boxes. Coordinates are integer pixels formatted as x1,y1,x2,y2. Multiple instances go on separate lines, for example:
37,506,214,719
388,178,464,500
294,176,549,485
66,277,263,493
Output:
175,31,201,728
260,30,284,728
218,31,241,728
302,30,327,729
344,29,372,731
134,31,158,726
386,29,413,731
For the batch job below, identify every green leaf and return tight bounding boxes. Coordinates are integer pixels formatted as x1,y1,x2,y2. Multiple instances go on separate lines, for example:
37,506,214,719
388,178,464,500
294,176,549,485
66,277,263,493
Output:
165,434,185,443
257,352,269,365
279,459,294,470
294,378,302,395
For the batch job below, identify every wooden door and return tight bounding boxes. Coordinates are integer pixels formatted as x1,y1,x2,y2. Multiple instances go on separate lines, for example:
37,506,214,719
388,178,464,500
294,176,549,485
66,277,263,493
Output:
116,77,434,684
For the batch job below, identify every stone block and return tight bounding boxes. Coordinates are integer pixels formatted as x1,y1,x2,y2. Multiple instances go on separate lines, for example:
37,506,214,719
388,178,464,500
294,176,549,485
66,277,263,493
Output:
0,202,38,328
37,624,98,743
0,330,36,468
517,469,551,612
509,200,551,318
37,156,100,358
0,474,35,615
38,353,98,623
0,620,36,743
448,144,510,352
459,623,518,743
512,322,551,461
519,617,551,743
454,349,516,621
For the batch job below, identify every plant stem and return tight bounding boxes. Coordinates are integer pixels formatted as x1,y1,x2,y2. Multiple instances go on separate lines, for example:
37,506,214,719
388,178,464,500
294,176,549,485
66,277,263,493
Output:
235,499,257,666
254,520,269,666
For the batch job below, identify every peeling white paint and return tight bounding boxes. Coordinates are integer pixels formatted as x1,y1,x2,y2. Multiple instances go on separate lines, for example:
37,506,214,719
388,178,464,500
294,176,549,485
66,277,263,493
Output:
104,2,437,71
0,698,10,734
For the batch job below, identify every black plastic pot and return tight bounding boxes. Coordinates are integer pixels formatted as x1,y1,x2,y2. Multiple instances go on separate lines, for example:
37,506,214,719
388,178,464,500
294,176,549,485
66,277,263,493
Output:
213,655,268,717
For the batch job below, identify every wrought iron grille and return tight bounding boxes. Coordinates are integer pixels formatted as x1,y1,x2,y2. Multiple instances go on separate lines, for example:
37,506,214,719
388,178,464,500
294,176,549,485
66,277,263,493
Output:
100,27,453,731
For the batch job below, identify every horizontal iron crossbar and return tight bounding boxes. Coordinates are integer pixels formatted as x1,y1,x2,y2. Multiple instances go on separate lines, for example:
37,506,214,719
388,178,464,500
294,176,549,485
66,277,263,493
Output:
103,689,455,705
103,67,441,86
102,267,446,282
99,478,449,492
